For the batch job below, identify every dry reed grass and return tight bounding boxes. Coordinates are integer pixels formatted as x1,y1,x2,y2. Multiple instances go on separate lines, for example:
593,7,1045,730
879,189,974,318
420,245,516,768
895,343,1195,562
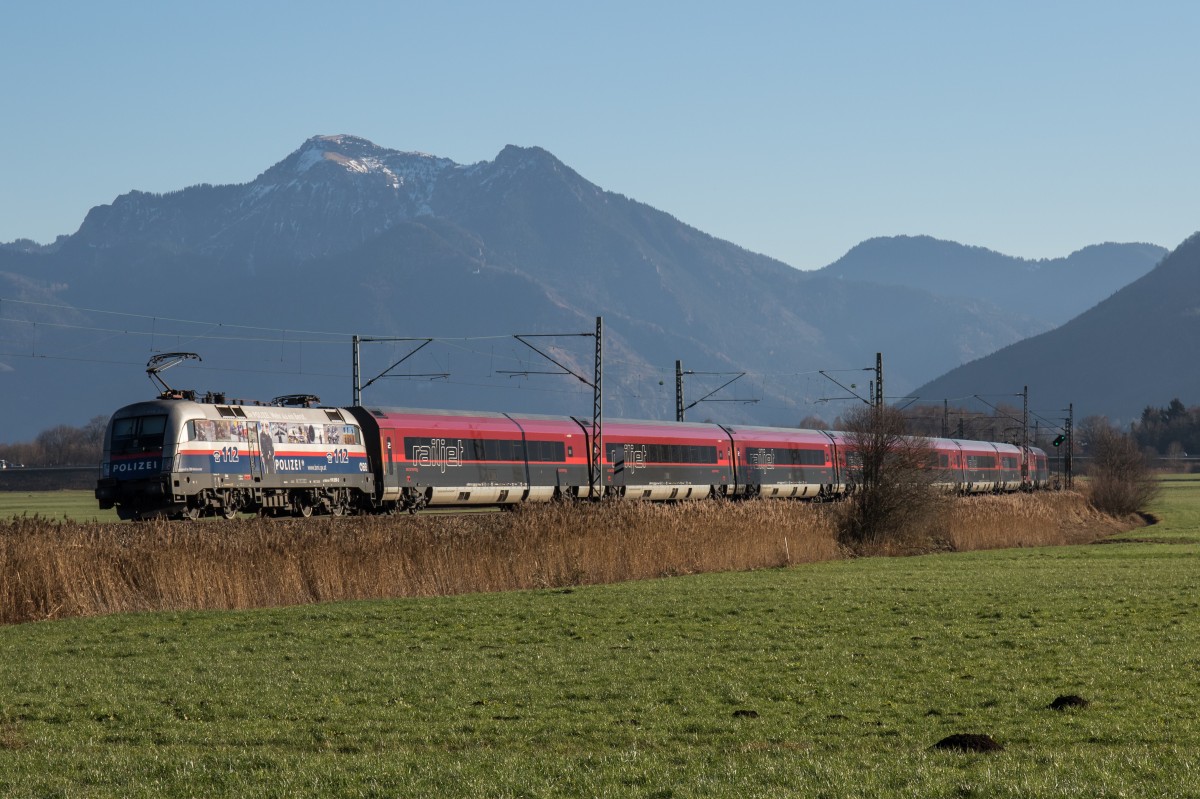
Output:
939,490,1131,552
0,493,1135,625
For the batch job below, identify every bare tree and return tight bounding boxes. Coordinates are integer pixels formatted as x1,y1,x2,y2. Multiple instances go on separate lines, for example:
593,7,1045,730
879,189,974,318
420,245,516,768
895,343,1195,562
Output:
35,425,79,466
838,405,943,547
1086,421,1160,516
3,415,109,466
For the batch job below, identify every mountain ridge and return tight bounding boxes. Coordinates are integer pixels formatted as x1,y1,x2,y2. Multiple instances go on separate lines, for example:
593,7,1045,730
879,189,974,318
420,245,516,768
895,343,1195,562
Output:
0,135,1168,440
912,232,1200,422
819,234,1165,327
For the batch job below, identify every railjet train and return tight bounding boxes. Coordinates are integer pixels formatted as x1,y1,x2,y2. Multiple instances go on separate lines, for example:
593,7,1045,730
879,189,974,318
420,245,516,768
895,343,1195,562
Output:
94,392,1051,521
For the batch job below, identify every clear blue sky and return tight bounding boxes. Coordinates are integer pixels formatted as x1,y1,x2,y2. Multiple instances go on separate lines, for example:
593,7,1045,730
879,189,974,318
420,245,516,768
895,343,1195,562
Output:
3,0,1197,269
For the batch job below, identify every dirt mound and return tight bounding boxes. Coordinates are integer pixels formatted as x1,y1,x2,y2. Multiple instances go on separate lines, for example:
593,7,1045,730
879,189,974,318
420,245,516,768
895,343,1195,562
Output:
1048,694,1089,711
932,733,1003,753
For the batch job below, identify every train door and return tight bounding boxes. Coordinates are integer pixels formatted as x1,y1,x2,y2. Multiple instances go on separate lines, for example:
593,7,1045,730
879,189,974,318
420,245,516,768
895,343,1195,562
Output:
245,422,261,480
716,424,740,495
818,430,843,496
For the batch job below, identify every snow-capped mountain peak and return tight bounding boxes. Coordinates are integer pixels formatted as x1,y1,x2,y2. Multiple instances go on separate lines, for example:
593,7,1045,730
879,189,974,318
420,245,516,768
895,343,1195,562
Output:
282,134,455,187
71,135,595,268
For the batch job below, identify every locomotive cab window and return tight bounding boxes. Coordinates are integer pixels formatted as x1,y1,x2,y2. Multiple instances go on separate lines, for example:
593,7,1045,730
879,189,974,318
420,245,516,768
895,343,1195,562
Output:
111,414,168,454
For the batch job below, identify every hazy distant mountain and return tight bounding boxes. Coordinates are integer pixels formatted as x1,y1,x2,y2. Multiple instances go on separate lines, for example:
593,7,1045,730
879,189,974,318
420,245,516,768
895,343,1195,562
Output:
820,235,1164,327
0,135,1163,440
912,232,1200,422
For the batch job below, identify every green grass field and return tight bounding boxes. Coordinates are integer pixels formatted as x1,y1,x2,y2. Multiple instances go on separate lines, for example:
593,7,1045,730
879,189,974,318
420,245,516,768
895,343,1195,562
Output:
0,489,119,523
1,482,1198,797
1139,473,1200,539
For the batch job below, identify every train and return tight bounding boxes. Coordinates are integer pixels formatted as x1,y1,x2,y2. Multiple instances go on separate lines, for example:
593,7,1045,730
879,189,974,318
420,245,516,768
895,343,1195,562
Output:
94,392,1051,521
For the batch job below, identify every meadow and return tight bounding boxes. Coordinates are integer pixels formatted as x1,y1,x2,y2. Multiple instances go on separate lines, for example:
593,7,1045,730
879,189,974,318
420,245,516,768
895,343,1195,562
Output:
0,485,1193,796
0,489,118,523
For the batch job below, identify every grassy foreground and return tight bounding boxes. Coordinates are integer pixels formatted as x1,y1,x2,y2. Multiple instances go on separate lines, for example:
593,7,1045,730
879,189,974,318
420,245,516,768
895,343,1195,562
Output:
0,489,119,523
0,487,1195,797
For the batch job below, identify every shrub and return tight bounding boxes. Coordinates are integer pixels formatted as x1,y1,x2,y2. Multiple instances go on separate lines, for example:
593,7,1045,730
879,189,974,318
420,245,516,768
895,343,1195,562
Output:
1086,423,1159,516
836,405,944,549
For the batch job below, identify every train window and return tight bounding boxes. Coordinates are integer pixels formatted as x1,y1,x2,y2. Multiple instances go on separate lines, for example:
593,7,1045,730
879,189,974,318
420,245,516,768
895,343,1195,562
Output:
606,442,716,464
527,440,566,462
489,439,521,461
750,447,826,467
405,436,542,463
111,414,168,454
189,420,248,442
324,424,360,445
793,448,826,466
609,439,710,463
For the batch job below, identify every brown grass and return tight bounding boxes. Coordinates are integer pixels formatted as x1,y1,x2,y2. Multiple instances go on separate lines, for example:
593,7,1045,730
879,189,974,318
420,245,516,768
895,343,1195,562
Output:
939,491,1132,552
0,493,1136,625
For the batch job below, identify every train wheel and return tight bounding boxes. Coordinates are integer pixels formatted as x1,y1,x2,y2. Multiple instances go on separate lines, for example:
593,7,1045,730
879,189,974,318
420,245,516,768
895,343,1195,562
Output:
218,490,238,520
181,506,200,521
296,500,313,518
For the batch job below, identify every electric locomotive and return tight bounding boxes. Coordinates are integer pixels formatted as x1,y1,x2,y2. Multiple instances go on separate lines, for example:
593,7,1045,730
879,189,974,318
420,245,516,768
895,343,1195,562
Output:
95,396,373,520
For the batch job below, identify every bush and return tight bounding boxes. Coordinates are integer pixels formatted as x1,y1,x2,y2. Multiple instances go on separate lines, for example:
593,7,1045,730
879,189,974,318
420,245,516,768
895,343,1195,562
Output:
837,406,944,549
1086,423,1159,516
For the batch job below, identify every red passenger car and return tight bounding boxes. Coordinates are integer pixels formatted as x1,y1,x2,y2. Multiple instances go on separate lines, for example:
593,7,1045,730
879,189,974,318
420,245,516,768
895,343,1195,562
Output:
601,419,734,500
349,407,589,511
721,424,838,499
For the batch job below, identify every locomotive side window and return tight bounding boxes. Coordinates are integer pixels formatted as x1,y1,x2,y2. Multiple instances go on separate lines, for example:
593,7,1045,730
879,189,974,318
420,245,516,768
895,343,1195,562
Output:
111,414,168,454
328,424,361,445
189,420,248,442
